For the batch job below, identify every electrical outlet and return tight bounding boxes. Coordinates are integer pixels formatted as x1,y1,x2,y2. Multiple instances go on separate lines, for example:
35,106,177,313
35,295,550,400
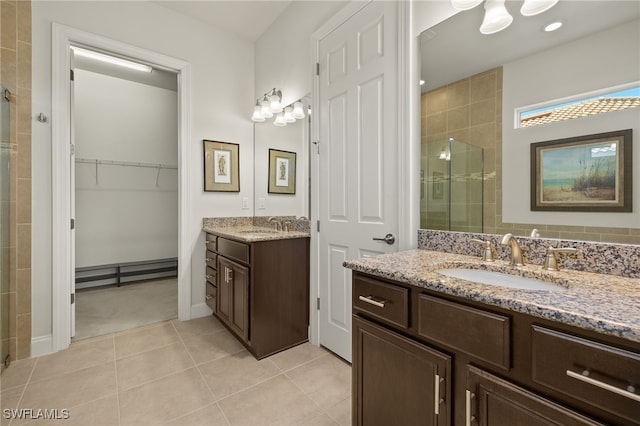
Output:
242,197,249,209
258,198,266,209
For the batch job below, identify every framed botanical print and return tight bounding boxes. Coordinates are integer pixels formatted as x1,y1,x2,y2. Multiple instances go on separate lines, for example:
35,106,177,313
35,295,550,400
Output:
268,149,296,194
203,140,240,192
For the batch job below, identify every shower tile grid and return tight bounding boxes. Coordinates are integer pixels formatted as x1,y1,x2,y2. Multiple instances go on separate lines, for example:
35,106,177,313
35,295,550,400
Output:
0,316,352,426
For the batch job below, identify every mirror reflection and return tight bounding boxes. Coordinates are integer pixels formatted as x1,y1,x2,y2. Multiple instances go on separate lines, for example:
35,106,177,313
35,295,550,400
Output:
419,1,640,243
253,95,310,218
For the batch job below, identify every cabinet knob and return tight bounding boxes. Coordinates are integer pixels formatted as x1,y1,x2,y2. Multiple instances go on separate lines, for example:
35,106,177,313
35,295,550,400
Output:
205,295,213,300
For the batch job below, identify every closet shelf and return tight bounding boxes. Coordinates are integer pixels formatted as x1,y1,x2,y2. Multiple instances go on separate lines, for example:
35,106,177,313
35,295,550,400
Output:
75,158,178,170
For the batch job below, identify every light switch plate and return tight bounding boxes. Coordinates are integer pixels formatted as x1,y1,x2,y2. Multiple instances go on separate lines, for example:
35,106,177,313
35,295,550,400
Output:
242,197,249,209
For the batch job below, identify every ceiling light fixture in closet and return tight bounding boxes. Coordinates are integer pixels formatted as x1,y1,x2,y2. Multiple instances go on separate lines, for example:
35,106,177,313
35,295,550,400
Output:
70,46,152,73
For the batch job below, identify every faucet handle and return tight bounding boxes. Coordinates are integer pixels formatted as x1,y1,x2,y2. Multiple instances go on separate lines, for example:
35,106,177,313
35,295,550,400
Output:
282,220,293,232
543,247,578,271
470,239,496,262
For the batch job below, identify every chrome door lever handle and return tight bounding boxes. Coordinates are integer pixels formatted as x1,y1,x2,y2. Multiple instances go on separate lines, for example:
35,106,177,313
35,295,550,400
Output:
373,233,395,245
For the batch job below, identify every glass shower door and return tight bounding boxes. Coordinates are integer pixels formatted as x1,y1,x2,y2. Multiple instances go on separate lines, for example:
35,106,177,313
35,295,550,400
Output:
1,86,10,371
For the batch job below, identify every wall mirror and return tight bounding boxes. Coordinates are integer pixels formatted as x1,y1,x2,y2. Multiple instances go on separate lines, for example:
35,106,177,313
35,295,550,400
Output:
253,95,310,219
419,1,640,243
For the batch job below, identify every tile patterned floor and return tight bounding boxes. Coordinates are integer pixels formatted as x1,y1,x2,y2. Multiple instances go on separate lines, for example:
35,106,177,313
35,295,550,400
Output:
0,316,351,426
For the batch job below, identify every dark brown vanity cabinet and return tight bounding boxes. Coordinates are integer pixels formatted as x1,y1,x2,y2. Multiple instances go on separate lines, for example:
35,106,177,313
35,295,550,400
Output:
206,233,310,359
352,271,640,426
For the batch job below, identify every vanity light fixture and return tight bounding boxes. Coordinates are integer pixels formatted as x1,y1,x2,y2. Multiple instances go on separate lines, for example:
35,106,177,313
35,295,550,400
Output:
521,0,559,17
70,46,152,73
251,89,306,126
452,0,559,35
480,0,513,35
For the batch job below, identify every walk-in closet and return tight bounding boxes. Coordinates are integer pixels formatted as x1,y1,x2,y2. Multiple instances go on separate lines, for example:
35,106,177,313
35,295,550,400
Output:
71,47,179,340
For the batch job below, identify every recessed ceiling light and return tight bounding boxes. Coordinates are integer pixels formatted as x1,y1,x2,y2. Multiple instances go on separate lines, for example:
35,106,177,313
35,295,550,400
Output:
544,20,564,32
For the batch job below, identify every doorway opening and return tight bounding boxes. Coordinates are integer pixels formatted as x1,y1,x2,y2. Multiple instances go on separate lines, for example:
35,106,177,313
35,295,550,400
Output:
71,46,179,340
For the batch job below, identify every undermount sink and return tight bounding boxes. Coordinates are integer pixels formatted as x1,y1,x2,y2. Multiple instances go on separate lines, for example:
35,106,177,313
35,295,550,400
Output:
436,268,566,292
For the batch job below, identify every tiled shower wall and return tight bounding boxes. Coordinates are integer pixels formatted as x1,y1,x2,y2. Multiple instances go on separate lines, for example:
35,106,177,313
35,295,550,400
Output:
421,67,639,244
1,0,32,361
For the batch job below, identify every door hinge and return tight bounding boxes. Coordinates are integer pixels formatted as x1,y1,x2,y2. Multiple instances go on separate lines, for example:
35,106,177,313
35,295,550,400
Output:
71,218,75,230
316,62,320,76
71,293,75,304
317,220,320,232
317,297,320,310
70,69,74,81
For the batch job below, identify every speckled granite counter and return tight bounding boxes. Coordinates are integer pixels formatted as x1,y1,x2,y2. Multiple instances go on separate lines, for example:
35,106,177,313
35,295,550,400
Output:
344,249,640,343
203,217,309,242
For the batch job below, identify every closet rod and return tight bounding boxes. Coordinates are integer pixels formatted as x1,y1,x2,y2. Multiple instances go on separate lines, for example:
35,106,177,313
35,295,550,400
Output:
75,158,178,170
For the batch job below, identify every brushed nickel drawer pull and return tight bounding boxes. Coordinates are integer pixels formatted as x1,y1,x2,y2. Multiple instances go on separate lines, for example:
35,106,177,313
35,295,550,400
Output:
358,295,387,308
205,295,213,300
434,374,441,415
206,275,213,280
566,369,640,403
206,258,212,262
465,390,475,426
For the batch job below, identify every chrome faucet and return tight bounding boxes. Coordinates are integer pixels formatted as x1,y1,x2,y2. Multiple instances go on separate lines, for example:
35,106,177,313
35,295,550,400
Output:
500,233,524,266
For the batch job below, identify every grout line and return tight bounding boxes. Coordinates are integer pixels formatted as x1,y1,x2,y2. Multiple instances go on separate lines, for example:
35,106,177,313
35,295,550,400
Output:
7,357,39,426
111,336,122,426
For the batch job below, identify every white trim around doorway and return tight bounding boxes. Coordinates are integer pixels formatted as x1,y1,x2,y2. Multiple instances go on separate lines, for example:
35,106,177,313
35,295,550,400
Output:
50,23,192,353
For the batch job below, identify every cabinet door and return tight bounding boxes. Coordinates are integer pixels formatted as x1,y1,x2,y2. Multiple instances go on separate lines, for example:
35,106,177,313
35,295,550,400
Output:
217,257,232,324
466,365,605,426
353,316,451,426
229,260,248,341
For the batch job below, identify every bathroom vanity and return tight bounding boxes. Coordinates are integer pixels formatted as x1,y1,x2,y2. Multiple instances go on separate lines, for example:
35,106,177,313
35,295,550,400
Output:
346,249,640,426
204,223,310,359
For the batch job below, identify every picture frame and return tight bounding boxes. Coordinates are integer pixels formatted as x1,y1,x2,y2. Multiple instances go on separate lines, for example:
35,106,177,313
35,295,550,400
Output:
530,129,632,212
268,149,296,194
203,140,240,192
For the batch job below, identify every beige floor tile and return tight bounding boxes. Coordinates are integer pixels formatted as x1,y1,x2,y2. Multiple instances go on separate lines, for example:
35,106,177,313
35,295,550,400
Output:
218,375,320,426
324,397,351,426
300,413,340,426
171,315,224,341
116,342,195,391
19,362,117,417
267,342,329,372
286,355,351,410
0,357,36,391
22,395,119,426
164,402,229,426
118,367,214,426
181,329,244,365
114,321,179,359
1,385,25,414
198,350,281,401
29,338,115,383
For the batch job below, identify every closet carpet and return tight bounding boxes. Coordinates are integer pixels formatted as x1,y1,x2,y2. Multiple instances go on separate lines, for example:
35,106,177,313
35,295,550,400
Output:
74,278,178,340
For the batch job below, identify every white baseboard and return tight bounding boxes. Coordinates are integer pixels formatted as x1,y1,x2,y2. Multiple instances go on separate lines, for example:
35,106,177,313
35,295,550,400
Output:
31,334,54,357
189,303,213,320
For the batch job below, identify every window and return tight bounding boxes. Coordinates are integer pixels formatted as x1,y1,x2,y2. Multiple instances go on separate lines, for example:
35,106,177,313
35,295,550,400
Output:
516,83,640,128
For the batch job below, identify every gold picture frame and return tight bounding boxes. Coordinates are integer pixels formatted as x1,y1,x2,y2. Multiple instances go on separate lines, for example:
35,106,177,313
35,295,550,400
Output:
203,140,240,192
268,149,296,195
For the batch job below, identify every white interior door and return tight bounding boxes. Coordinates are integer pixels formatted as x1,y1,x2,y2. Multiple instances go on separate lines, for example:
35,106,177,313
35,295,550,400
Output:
69,48,76,338
317,1,399,362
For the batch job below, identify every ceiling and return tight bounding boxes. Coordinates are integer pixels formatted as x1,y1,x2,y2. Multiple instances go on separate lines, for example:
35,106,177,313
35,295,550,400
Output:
420,1,640,91
153,0,293,42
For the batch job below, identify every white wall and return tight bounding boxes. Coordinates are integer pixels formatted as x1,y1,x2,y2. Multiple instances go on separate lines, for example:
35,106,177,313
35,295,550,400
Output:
254,116,308,217
255,1,347,105
74,70,178,267
502,19,640,228
32,1,254,345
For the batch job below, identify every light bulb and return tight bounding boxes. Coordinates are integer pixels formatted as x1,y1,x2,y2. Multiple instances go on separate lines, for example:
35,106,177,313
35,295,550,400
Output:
260,98,273,118
273,112,287,126
292,101,305,119
284,106,296,123
269,89,283,113
251,105,265,122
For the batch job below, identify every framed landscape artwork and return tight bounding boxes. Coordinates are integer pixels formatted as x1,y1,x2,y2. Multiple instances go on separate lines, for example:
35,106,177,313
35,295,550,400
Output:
203,140,240,192
530,129,632,212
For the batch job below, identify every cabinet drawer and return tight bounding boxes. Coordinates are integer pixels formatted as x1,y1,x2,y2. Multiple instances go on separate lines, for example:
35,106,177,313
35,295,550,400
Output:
353,275,409,329
206,267,216,285
418,294,510,370
217,237,250,264
206,252,217,269
531,326,640,424
206,234,217,251
206,281,216,311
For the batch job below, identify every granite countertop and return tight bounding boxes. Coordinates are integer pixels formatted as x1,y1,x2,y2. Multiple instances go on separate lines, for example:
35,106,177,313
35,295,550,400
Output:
344,249,640,343
203,225,310,243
